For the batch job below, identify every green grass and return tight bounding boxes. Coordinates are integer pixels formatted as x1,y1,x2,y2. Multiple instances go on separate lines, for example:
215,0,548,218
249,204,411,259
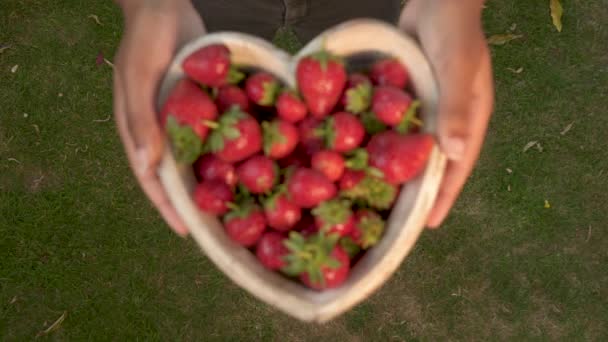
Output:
1,0,608,340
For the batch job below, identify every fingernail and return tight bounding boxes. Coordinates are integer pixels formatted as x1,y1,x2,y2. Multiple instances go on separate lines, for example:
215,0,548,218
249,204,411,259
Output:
136,149,149,174
441,136,465,161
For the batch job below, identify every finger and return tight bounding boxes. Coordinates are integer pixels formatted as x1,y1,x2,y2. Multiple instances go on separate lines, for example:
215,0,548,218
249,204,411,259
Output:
427,47,494,228
114,72,189,236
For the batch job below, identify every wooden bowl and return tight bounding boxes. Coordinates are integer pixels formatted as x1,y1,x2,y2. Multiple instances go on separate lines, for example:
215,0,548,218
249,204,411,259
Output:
156,19,446,323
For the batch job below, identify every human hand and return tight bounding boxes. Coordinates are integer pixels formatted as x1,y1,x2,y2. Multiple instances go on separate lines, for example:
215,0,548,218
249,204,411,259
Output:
113,0,205,236
399,0,495,228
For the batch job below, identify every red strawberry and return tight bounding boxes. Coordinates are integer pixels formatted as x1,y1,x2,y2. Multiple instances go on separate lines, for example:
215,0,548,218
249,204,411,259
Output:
296,51,346,118
311,150,345,182
318,112,365,153
341,73,372,114
216,85,249,112
339,170,397,210
193,180,233,215
245,72,279,106
262,120,299,159
371,86,415,127
206,107,262,163
161,78,218,163
182,44,243,87
263,192,301,231
224,202,266,247
300,245,350,290
276,91,308,123
297,117,324,155
312,199,354,237
350,210,385,249
370,58,409,89
282,231,350,290
193,154,237,187
367,131,434,185
287,168,336,208
256,232,289,270
237,155,277,194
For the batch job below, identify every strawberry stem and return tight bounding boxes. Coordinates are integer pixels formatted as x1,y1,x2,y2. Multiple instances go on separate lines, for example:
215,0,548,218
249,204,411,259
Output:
202,119,219,129
395,100,422,134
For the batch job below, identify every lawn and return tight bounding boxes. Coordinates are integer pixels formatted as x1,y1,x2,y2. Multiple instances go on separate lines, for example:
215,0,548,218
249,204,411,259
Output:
1,0,607,340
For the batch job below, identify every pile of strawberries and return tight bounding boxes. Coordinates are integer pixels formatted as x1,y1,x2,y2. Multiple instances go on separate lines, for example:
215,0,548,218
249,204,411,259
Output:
161,43,433,290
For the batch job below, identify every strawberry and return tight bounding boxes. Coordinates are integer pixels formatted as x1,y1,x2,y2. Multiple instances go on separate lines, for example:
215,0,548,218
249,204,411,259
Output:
371,86,417,127
193,154,237,187
287,168,336,208
296,51,346,118
236,155,277,194
262,119,299,159
340,171,397,210
367,131,434,185
311,150,345,182
206,107,262,163
182,44,243,87
224,201,267,247
256,232,288,270
161,78,218,163
245,72,279,106
370,58,409,89
276,90,308,123
312,199,354,237
216,85,249,112
317,112,365,153
341,73,372,114
283,231,350,290
263,191,301,231
193,180,234,215
297,117,324,155
350,210,385,249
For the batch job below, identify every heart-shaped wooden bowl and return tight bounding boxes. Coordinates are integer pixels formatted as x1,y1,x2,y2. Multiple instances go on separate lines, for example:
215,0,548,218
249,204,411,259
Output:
156,19,446,323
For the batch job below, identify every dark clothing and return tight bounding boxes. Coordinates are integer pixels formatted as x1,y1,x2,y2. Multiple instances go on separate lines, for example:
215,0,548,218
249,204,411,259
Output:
191,0,401,43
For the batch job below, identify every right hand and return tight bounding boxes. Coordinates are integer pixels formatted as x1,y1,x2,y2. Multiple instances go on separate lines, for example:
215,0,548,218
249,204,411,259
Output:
113,0,205,236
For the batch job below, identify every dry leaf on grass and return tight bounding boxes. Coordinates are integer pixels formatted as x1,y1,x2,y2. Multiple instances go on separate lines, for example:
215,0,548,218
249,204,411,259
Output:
10,64,18,73
488,33,523,45
535,142,543,152
508,185,512,192
87,14,103,26
0,45,10,54
523,141,538,152
506,168,513,174
36,311,67,337
509,23,517,31
544,200,551,208
8,158,21,164
550,0,563,32
560,122,574,135
507,67,524,74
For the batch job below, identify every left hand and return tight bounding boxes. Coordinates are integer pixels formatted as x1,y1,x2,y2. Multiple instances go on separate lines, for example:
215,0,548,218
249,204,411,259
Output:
399,0,495,228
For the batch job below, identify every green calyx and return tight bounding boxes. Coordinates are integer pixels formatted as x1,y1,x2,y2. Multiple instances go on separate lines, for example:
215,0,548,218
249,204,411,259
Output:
339,237,361,259
345,82,372,114
281,231,341,286
262,121,286,155
262,184,286,211
166,115,204,164
227,65,245,85
356,211,385,249
361,111,387,135
311,199,353,232
205,106,246,153
314,117,336,149
344,148,369,171
341,175,397,210
310,49,344,72
395,100,422,134
260,80,279,106
223,198,257,223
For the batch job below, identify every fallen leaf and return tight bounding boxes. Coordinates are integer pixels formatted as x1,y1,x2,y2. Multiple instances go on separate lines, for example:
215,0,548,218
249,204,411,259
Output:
87,14,103,26
509,23,517,31
8,158,21,164
0,45,10,54
36,311,67,337
535,142,543,152
506,168,513,174
523,141,538,152
23,113,28,118
560,122,574,135
544,200,551,208
10,296,17,304
550,0,563,32
507,67,524,74
507,185,512,192
58,93,63,97
488,33,523,45
10,64,18,73
96,51,104,66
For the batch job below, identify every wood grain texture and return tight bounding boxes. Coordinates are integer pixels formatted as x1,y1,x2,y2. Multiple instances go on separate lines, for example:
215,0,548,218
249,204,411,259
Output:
156,19,446,323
